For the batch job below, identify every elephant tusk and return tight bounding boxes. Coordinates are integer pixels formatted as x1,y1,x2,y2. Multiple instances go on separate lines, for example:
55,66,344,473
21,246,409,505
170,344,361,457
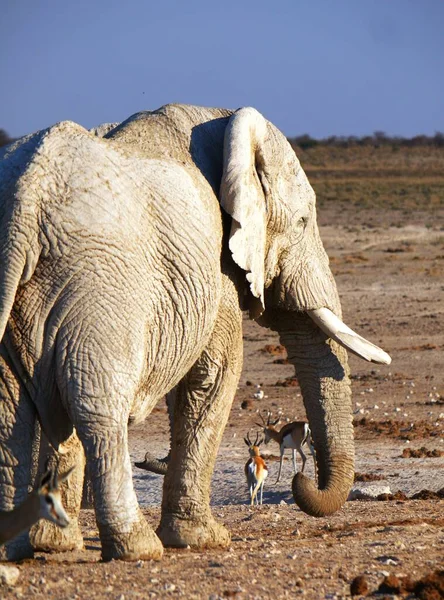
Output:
307,307,392,365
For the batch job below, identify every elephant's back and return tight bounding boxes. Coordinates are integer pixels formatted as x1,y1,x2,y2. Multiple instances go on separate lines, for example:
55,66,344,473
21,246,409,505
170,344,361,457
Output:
106,104,232,195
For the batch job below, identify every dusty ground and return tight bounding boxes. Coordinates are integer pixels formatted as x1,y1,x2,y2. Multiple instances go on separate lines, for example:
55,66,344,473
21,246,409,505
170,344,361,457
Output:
2,200,444,598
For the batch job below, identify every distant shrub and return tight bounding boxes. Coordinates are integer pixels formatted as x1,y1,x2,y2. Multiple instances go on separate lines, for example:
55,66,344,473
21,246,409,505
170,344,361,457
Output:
291,134,318,150
289,130,444,149
434,132,444,147
0,129,13,148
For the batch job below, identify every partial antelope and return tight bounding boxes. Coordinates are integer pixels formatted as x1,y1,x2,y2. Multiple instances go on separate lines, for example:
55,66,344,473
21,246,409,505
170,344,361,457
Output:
244,432,268,505
256,411,316,484
252,384,264,401
0,466,74,546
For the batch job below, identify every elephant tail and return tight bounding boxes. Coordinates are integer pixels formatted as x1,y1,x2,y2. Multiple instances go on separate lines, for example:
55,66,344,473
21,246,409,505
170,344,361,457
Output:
0,133,44,343
134,452,170,476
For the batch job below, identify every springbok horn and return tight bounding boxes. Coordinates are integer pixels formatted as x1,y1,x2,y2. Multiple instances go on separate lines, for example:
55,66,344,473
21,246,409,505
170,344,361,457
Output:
307,308,392,365
255,413,265,428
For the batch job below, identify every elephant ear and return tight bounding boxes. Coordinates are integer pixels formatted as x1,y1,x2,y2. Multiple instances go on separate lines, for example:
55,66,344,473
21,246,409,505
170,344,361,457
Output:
220,108,268,317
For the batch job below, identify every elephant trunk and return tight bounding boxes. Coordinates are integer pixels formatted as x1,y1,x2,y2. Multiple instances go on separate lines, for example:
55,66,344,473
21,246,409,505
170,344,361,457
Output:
277,311,355,517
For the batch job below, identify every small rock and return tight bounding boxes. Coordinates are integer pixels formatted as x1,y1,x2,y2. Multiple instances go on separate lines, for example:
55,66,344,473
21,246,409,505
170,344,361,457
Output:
376,555,400,565
350,575,369,597
348,485,392,500
164,583,176,592
279,499,287,505
0,565,20,586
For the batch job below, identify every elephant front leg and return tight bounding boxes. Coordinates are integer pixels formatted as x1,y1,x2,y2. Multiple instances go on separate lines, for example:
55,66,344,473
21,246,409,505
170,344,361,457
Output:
30,430,85,552
75,416,163,561
158,292,243,549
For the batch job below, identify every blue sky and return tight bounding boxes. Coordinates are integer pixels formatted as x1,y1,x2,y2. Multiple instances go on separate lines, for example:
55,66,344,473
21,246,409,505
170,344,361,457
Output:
1,0,443,138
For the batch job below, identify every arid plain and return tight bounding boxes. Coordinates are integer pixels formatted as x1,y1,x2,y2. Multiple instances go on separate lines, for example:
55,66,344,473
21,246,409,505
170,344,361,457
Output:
2,142,443,599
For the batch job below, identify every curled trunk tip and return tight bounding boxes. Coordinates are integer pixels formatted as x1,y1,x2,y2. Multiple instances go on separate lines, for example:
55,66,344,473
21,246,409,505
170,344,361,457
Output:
292,469,353,517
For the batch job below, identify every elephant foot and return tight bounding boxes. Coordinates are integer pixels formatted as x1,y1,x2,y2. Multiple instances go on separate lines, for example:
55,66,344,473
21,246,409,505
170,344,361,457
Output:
157,512,230,549
0,532,34,561
30,519,84,553
99,514,163,562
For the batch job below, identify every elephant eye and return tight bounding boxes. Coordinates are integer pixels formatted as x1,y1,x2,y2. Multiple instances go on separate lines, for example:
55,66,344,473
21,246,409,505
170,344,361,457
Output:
298,216,308,229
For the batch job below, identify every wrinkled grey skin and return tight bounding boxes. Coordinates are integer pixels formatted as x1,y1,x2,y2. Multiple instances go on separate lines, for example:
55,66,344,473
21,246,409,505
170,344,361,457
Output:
0,104,361,561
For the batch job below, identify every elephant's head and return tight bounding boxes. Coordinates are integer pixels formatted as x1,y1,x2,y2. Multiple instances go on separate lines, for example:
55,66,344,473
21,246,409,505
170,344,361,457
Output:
220,108,391,516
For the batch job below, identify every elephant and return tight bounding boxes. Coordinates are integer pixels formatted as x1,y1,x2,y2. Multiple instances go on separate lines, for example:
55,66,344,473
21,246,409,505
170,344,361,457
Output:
0,103,391,561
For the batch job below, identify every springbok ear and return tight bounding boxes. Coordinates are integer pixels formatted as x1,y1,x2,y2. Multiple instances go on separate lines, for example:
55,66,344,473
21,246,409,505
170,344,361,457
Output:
56,466,75,485
39,470,53,489
220,108,268,317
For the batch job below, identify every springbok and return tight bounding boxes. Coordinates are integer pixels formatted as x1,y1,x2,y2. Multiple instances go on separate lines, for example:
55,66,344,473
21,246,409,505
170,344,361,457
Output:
0,467,74,546
244,432,268,506
252,384,264,401
256,411,317,484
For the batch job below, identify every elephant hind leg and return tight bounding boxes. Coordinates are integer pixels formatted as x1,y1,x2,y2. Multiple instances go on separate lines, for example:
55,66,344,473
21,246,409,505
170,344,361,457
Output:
73,413,163,562
158,276,243,549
